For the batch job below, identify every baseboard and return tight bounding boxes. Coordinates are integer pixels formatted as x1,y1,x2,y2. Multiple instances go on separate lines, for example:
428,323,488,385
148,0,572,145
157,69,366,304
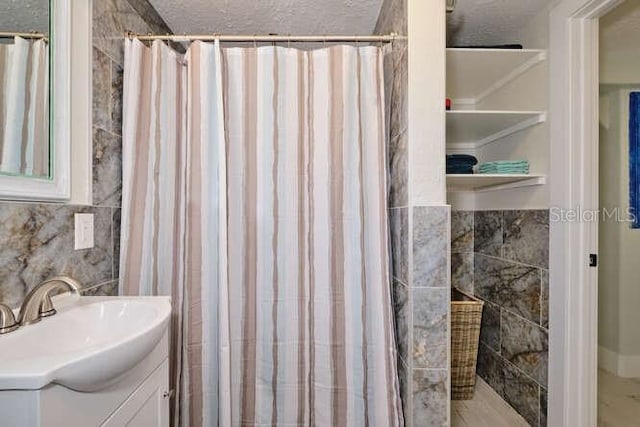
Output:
598,346,619,375
599,346,640,378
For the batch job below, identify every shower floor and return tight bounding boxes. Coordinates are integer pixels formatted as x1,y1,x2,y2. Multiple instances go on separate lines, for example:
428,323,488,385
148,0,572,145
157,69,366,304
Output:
451,377,528,427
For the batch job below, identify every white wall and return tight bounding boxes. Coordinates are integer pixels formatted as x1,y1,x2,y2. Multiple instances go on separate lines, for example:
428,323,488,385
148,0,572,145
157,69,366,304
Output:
409,0,446,204
600,0,640,85
598,86,640,376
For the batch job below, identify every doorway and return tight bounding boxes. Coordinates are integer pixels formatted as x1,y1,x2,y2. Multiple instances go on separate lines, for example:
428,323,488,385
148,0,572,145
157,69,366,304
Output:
549,0,626,425
597,1,640,424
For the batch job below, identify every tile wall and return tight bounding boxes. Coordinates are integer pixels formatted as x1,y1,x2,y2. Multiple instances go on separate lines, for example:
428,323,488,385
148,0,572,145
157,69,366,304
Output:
378,0,451,425
452,210,549,427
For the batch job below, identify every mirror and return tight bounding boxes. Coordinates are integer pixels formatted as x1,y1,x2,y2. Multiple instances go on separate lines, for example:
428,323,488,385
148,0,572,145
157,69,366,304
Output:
0,0,74,202
0,0,51,179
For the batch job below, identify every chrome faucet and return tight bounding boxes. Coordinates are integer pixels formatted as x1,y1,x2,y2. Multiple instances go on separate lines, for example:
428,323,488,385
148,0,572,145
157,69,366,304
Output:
17,276,82,326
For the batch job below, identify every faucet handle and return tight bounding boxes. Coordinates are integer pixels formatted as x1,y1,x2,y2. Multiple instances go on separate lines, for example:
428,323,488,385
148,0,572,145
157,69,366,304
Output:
0,304,19,334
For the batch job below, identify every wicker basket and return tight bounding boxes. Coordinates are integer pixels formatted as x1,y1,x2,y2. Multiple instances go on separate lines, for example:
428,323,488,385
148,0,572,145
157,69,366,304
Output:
451,288,484,400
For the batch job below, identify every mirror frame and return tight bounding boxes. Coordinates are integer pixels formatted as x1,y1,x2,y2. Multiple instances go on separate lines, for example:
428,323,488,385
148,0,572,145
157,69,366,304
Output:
0,0,71,201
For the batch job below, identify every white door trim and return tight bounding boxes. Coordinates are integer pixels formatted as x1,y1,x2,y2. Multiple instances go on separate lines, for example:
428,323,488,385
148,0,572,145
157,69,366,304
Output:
549,0,624,425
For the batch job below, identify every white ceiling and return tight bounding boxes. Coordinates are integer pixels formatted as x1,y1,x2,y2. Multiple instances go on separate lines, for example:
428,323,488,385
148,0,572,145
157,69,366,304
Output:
147,0,385,36
147,0,557,46
0,0,49,36
600,0,640,84
447,0,555,46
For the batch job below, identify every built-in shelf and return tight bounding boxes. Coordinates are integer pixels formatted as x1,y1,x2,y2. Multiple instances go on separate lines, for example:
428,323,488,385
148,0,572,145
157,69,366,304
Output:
446,48,546,103
445,49,548,194
446,110,546,149
446,174,547,192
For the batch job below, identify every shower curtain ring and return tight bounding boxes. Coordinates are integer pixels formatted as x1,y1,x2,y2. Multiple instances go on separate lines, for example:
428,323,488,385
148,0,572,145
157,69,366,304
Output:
253,35,257,48
288,34,291,49
323,36,327,48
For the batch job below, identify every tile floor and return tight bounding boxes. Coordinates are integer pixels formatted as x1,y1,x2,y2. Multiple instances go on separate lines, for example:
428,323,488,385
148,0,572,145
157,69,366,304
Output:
452,377,529,427
453,370,640,426
599,369,640,426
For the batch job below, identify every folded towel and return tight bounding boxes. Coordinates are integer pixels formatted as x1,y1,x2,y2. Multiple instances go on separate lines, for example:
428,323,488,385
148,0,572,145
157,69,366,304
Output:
446,154,478,167
478,160,530,175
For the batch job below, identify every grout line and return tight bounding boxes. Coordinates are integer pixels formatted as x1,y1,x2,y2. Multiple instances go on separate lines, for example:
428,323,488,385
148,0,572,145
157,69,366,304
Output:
92,124,122,139
111,207,115,280
411,367,449,372
538,383,542,427
498,306,503,355
500,210,505,259
80,278,118,292
482,292,548,333
475,251,549,272
393,276,410,287
540,269,544,326
479,342,546,388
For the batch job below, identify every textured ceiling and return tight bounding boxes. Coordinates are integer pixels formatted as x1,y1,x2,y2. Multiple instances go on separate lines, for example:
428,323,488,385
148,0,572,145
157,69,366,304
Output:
147,0,384,36
0,0,49,35
447,0,555,46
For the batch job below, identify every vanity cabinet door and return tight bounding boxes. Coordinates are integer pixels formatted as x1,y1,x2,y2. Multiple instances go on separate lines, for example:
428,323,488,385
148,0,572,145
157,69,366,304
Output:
102,359,170,427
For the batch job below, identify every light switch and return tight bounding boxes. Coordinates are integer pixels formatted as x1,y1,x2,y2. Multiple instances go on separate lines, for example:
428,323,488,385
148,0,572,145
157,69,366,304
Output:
74,213,94,250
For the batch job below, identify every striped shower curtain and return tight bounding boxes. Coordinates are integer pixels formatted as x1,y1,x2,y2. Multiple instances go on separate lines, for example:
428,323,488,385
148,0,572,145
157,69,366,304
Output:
0,37,49,176
120,39,402,427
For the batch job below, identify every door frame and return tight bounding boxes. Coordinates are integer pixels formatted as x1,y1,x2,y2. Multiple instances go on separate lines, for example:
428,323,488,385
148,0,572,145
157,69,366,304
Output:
549,0,624,425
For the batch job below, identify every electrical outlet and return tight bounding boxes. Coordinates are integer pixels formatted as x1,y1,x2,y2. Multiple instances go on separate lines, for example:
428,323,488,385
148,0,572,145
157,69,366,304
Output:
74,213,94,250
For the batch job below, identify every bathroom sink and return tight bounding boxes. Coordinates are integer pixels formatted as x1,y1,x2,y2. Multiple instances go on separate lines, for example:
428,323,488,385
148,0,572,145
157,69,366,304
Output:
0,295,171,392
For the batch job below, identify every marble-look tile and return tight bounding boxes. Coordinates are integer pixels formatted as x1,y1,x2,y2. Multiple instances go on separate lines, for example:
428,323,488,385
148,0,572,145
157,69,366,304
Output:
93,47,111,131
413,369,448,426
389,131,408,208
383,52,393,137
111,61,124,136
93,128,123,207
540,387,548,427
389,207,408,284
503,210,550,268
93,0,152,66
124,0,174,35
475,254,541,323
541,269,549,328
0,204,114,308
451,252,473,293
393,280,409,364
501,310,548,387
477,343,505,397
503,361,541,427
474,211,503,257
452,211,474,253
398,357,409,424
374,0,407,35
113,208,121,278
413,206,449,288
479,301,501,353
390,46,408,141
81,279,119,296
413,287,448,369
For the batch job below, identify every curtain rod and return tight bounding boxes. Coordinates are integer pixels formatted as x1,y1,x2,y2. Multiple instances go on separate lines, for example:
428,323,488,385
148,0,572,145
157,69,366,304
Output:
0,31,48,40
126,31,407,43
